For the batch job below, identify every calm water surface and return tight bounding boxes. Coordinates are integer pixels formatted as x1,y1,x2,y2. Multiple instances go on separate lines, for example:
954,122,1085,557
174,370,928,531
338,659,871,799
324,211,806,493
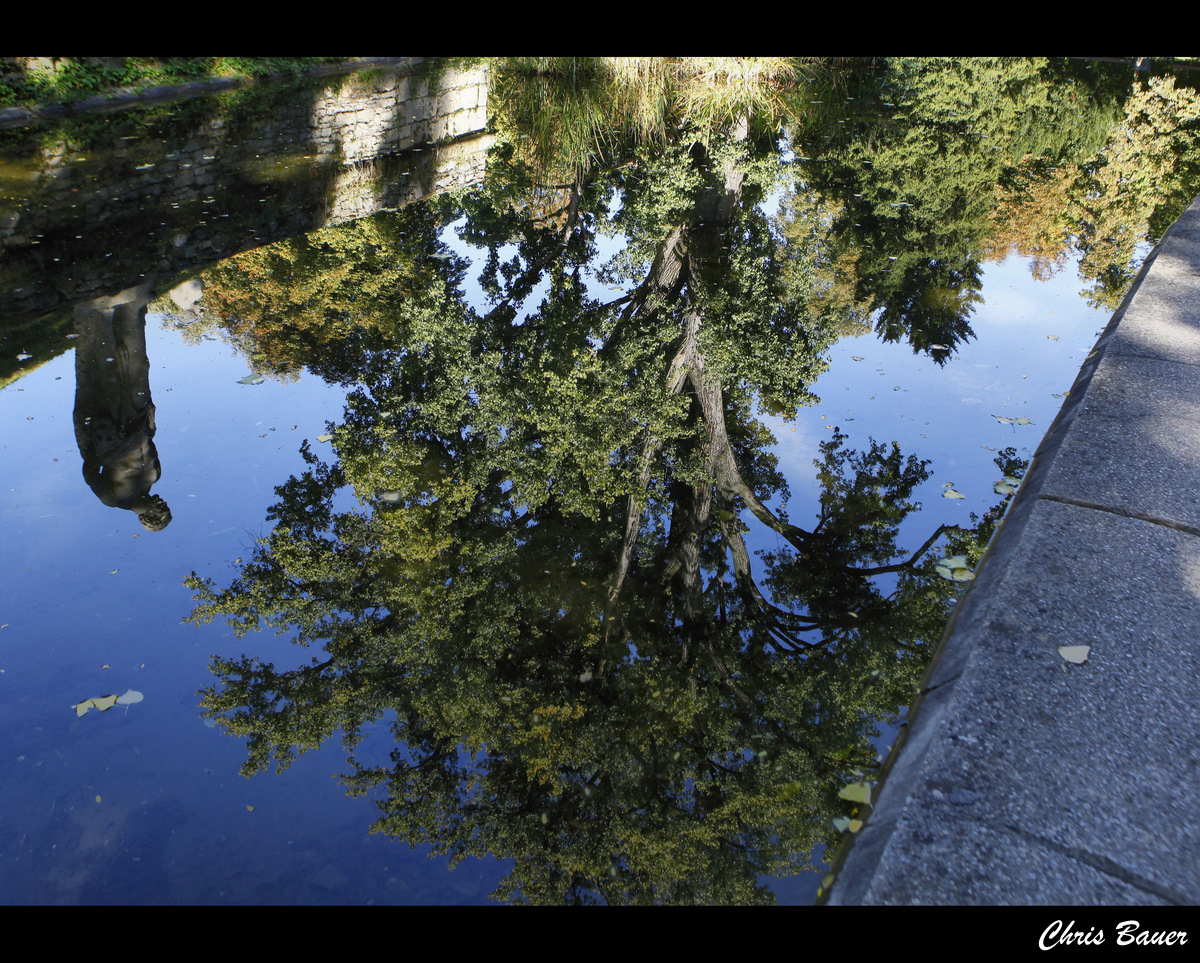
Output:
2,57,1196,904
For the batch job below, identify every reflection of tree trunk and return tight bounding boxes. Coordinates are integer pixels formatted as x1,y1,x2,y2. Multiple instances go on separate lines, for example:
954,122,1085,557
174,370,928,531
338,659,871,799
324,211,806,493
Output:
604,127,950,677
667,391,714,672
73,285,172,531
601,140,747,672
602,125,942,676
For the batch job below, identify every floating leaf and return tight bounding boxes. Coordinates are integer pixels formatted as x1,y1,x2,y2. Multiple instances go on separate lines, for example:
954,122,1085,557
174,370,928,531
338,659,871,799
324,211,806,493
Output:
838,781,872,805
942,488,966,499
1014,416,1033,426
992,415,1014,424
236,375,264,385
851,356,864,361
73,689,142,716
931,343,949,350
993,477,1020,495
935,555,974,581
316,433,333,442
72,694,119,716
1059,645,1090,664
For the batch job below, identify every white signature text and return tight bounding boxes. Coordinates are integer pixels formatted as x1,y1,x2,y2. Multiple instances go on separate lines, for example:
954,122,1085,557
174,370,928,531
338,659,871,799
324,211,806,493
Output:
1040,920,1188,949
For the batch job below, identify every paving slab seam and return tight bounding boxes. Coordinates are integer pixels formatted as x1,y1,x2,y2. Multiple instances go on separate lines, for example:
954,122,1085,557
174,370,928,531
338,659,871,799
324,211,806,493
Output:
1037,492,1200,539
1108,344,1200,369
1000,823,1192,906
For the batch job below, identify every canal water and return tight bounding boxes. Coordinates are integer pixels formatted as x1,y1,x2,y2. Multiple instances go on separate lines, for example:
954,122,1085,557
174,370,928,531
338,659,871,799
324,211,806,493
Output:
2,57,1197,904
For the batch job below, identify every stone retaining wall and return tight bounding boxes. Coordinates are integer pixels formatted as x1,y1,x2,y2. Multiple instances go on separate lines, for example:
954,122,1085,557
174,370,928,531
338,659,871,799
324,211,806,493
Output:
1,60,490,327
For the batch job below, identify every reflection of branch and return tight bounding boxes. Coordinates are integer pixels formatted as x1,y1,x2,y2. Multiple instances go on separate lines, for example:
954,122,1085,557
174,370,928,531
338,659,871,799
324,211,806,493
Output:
704,635,754,706
715,511,825,654
605,437,660,628
850,522,954,575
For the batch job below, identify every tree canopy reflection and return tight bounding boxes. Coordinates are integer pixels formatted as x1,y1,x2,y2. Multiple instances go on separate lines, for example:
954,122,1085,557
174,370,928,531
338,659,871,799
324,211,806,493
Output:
182,57,1182,903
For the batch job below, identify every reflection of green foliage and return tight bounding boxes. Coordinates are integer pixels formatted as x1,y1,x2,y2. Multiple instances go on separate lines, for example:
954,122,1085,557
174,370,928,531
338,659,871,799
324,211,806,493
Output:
775,190,874,341
184,107,992,902
790,58,1033,353
1074,74,1200,308
194,206,463,384
787,57,1142,356
180,58,1188,903
188,417,964,902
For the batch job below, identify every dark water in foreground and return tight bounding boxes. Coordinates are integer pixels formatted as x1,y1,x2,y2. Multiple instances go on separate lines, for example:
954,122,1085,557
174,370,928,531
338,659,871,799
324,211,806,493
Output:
2,57,1197,904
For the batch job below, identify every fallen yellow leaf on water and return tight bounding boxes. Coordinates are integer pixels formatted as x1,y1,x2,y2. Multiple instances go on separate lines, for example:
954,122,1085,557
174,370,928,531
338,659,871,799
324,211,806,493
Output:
935,555,974,582
72,689,143,716
1059,645,1090,664
838,781,872,805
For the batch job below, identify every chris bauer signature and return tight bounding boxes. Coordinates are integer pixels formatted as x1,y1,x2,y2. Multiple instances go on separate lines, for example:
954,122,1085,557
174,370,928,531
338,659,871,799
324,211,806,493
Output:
1041,920,1188,949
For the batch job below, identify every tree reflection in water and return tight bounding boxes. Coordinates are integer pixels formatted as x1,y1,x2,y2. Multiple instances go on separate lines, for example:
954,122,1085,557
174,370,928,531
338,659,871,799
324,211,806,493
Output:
184,57,1151,903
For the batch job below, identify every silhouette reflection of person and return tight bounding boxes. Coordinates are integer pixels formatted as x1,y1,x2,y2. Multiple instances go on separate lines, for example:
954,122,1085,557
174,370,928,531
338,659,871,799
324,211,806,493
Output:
73,285,172,531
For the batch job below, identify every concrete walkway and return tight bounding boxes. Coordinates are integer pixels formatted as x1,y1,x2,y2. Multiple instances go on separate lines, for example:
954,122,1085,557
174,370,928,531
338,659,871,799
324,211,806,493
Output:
824,195,1200,905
